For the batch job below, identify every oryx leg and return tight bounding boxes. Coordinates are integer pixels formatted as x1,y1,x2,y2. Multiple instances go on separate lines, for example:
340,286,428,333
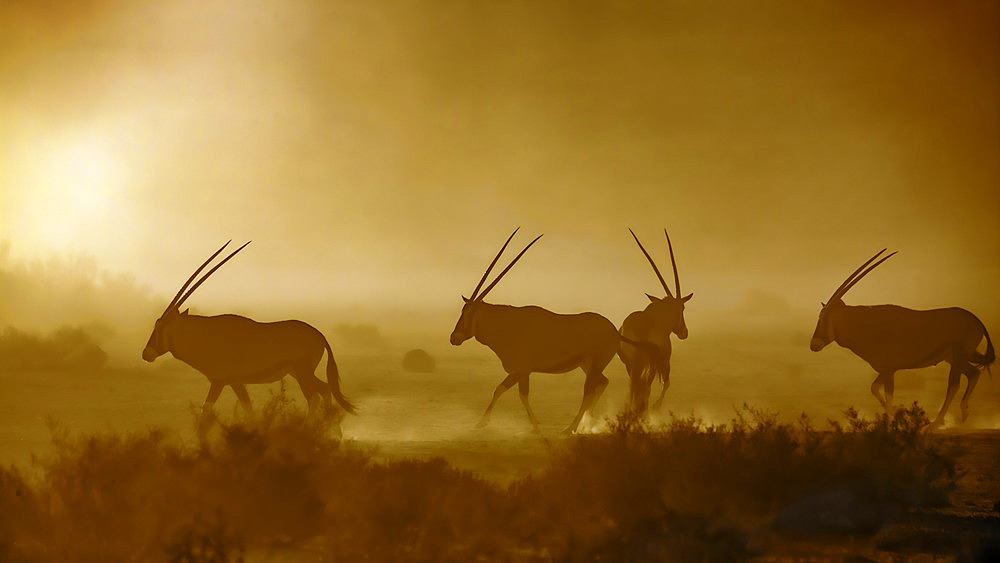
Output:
960,365,980,423
292,372,326,414
203,382,224,411
477,372,523,428
197,382,225,436
883,373,895,411
564,371,610,435
869,372,893,410
297,351,334,413
230,384,253,413
518,376,541,433
622,358,644,414
651,362,671,411
932,363,963,427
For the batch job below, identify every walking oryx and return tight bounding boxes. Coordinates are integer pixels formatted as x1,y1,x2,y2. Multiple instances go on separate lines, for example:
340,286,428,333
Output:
810,249,994,426
450,229,630,434
618,229,693,415
142,241,357,424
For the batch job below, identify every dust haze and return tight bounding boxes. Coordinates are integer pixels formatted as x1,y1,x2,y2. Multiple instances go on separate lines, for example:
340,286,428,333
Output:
2,2,1000,559
2,0,999,426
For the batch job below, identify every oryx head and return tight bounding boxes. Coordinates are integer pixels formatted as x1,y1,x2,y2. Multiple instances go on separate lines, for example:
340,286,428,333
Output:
451,228,542,346
630,228,693,339
142,240,250,362
810,248,896,352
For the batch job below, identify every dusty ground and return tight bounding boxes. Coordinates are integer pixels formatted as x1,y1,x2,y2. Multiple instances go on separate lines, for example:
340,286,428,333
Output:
1,335,998,559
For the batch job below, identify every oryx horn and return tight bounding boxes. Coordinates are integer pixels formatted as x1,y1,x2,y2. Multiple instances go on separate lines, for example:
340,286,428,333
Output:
829,248,897,303
175,241,252,308
167,240,233,310
470,228,519,301
629,228,673,298
476,233,543,301
665,229,681,297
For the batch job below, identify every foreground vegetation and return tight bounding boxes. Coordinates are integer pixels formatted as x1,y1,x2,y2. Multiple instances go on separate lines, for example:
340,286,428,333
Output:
0,394,970,561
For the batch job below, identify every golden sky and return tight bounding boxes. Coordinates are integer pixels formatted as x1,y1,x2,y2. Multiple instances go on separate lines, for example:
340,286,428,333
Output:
2,0,998,325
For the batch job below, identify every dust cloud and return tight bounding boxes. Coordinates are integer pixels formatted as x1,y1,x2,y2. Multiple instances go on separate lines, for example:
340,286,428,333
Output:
1,1,997,324
1,0,999,437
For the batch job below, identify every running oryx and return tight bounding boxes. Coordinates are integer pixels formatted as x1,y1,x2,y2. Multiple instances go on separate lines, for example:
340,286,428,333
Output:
450,229,635,434
618,229,693,415
810,249,994,426
142,241,356,425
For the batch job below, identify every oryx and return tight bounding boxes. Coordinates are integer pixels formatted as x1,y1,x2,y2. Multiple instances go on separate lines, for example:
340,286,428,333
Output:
618,229,692,414
450,229,626,434
810,249,994,426
142,241,356,422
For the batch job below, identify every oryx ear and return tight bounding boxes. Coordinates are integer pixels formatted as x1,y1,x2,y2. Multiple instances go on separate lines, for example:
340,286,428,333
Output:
181,308,190,315
646,293,660,303
681,293,693,303
462,296,470,303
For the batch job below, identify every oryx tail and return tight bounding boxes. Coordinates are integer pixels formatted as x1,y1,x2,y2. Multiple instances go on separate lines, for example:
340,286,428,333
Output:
619,334,668,381
971,316,995,371
323,338,357,414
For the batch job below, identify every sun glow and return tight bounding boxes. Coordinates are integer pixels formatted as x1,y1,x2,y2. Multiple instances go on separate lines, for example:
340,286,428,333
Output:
4,132,127,255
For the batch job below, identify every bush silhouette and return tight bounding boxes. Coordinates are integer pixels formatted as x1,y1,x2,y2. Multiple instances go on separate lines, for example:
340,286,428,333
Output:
0,325,107,371
0,396,961,561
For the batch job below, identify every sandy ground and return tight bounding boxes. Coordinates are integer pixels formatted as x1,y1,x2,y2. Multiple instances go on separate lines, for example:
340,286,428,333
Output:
1,335,998,558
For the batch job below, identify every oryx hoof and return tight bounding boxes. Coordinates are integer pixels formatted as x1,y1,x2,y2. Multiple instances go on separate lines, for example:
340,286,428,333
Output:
475,419,489,429
560,426,577,436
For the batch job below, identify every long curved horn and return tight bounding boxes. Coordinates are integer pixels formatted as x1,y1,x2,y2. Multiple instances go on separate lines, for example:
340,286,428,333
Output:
166,240,232,310
827,248,890,303
837,250,897,300
470,228,519,301
476,234,543,301
665,229,680,297
176,241,252,308
629,229,672,298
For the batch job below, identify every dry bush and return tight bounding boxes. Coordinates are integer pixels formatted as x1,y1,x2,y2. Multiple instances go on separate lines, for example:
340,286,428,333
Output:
0,397,960,561
0,325,108,371
0,243,158,335
401,348,436,373
507,403,958,560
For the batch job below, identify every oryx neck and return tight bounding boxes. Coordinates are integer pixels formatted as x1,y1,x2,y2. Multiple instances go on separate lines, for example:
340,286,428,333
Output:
470,301,506,346
162,312,201,357
829,304,855,348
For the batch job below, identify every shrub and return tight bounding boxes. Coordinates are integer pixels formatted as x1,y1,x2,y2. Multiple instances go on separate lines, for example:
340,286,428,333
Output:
0,325,107,371
401,349,436,373
0,398,960,561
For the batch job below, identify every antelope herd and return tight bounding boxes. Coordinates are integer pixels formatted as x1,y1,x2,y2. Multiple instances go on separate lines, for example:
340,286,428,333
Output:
142,232,995,433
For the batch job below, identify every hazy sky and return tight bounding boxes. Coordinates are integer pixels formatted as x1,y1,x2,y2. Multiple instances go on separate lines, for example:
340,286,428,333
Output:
2,0,998,326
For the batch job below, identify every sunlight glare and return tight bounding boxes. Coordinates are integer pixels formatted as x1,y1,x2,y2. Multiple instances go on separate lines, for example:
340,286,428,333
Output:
28,134,125,251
